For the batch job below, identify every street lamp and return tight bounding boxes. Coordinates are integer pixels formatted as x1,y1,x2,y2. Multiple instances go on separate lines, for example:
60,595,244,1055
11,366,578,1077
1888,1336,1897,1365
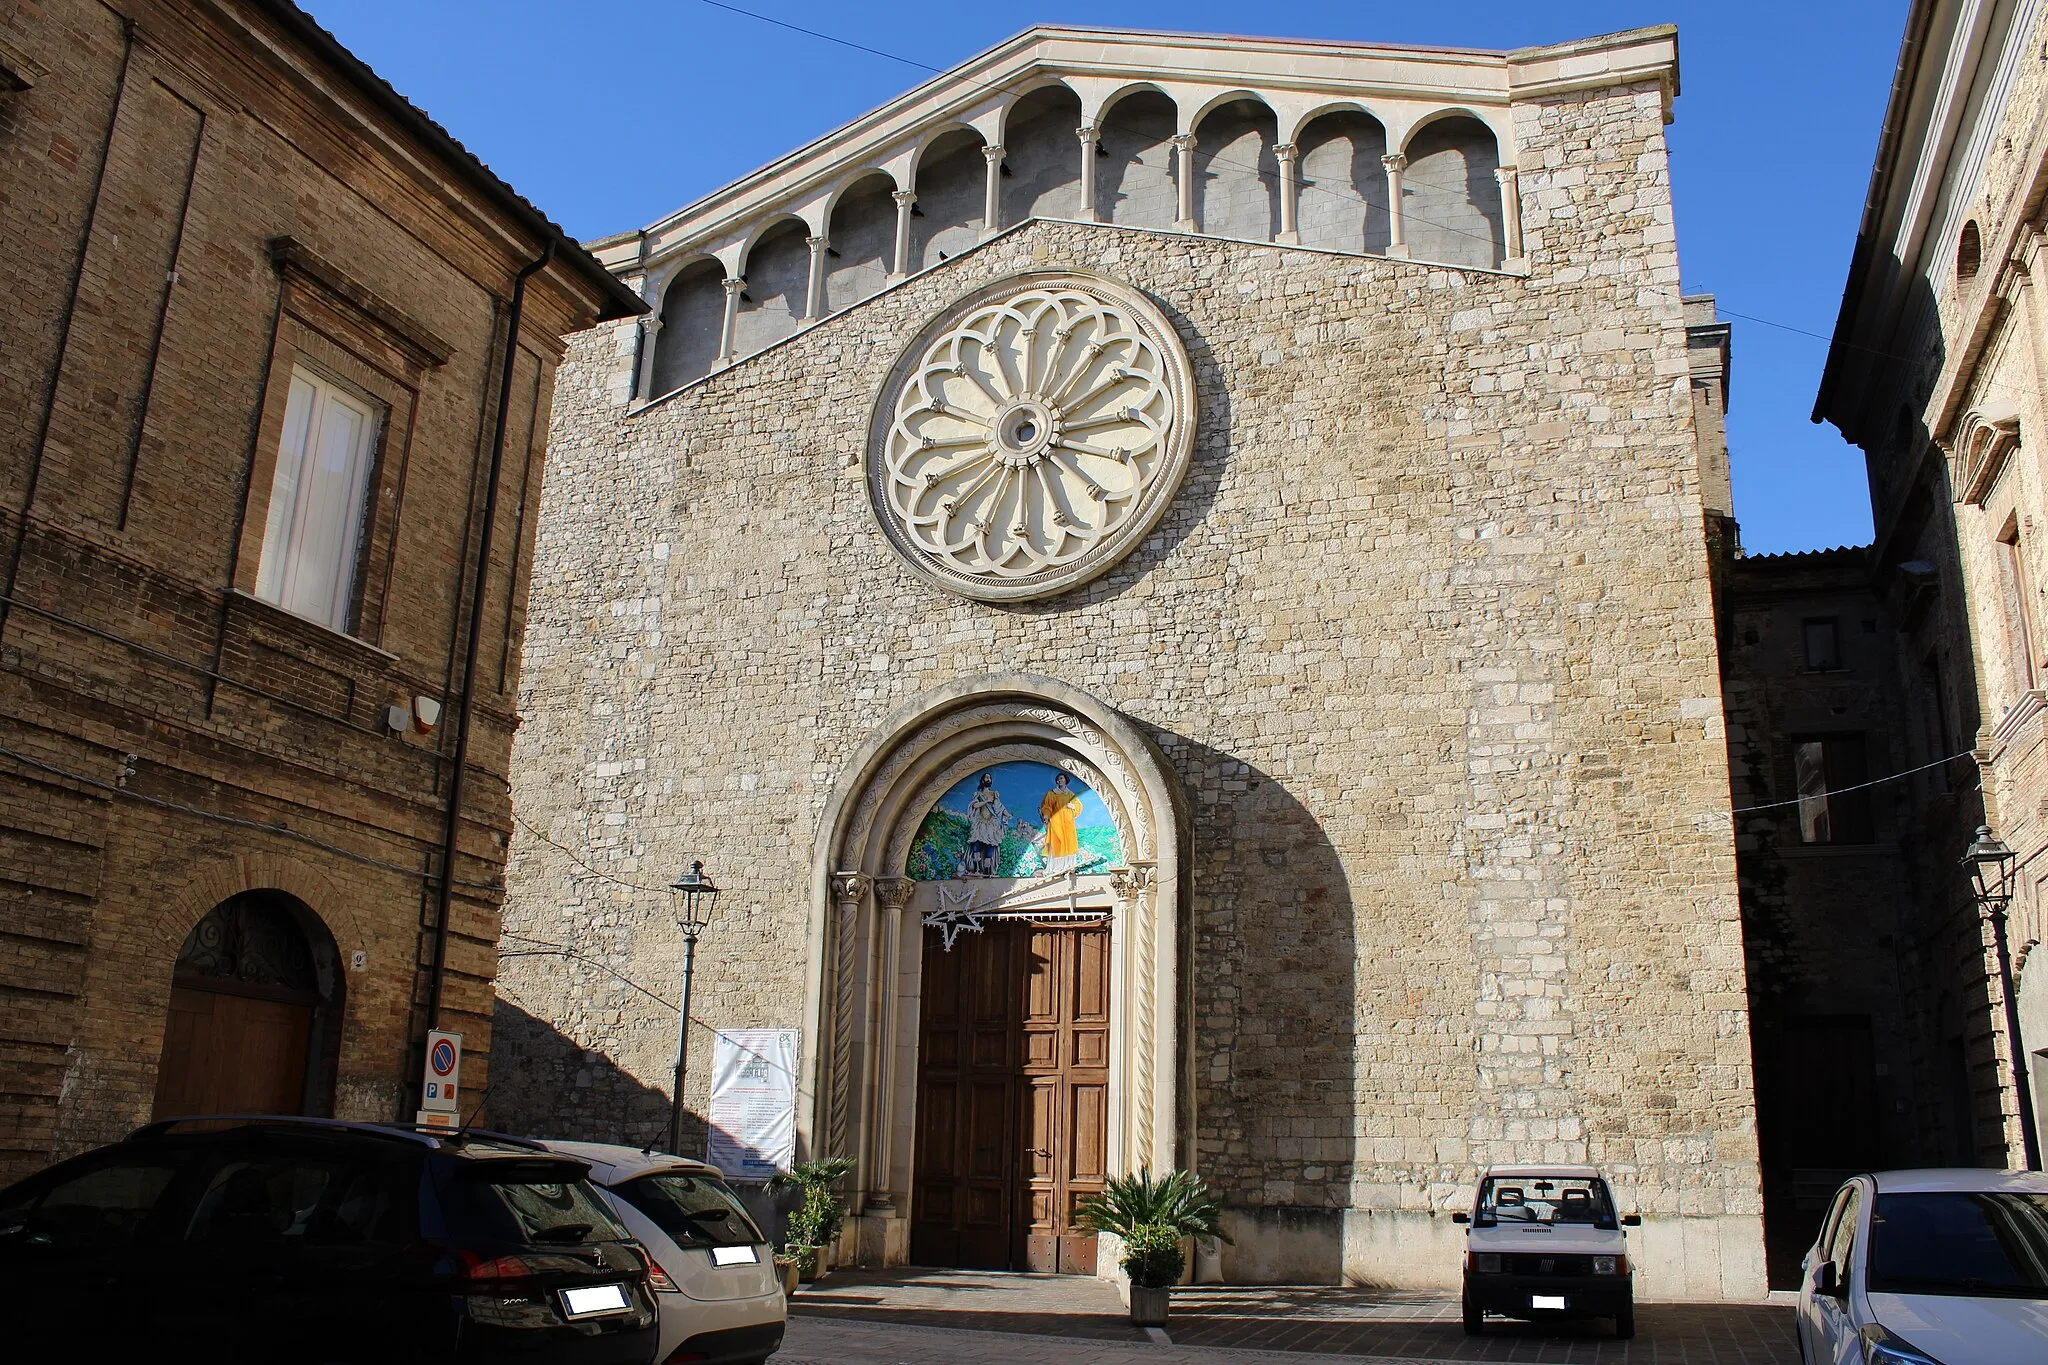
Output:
1962,825,2039,1170
666,860,720,1157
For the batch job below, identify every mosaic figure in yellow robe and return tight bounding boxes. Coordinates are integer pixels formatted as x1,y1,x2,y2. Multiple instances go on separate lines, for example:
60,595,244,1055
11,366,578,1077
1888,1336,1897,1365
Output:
1039,773,1081,873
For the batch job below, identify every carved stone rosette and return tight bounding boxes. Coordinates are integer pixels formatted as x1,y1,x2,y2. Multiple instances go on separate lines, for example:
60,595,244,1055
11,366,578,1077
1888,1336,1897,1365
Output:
867,272,1196,602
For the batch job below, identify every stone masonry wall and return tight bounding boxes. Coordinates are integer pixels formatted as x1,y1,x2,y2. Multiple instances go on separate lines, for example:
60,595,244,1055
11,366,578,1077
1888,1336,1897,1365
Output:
499,76,1765,1297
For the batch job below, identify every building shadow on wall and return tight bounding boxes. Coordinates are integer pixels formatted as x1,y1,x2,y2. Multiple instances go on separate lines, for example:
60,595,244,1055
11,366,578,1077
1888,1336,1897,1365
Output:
1737,260,2005,1286
1152,727,1357,1285
489,995,681,1150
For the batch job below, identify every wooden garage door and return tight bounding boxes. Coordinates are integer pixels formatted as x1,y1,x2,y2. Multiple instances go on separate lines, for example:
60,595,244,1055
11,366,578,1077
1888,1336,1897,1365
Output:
911,923,1109,1272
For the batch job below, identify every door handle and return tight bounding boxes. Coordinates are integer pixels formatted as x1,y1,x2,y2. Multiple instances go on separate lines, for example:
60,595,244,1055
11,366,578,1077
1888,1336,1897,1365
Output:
1029,1147,1050,1157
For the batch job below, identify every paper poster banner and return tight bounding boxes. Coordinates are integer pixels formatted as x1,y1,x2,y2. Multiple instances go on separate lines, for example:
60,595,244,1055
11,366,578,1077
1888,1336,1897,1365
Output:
706,1028,800,1181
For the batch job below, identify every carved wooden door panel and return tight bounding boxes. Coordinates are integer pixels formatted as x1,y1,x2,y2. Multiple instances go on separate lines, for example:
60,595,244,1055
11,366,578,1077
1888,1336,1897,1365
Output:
1022,926,1108,1273
912,922,1110,1272
912,924,1021,1268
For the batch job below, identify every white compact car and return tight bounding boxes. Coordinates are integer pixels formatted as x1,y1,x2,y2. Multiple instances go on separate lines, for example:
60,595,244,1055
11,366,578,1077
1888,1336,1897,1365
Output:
1454,1164,1640,1338
543,1141,785,1365
1798,1169,2048,1365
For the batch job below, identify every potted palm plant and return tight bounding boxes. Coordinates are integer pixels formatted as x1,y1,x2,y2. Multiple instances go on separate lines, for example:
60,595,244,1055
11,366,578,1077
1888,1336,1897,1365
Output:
769,1156,856,1285
1074,1168,1229,1327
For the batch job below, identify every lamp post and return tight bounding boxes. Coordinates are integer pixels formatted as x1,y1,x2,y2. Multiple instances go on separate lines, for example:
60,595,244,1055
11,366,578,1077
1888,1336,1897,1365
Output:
1962,825,2040,1170
666,860,720,1157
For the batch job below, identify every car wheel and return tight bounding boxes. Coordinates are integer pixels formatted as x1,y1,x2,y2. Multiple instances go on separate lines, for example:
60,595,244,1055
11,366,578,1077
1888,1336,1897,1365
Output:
1614,1297,1635,1340
1462,1293,1484,1335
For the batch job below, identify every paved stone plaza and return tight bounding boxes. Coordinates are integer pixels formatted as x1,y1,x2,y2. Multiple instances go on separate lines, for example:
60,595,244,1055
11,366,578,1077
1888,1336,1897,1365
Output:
783,1270,1801,1363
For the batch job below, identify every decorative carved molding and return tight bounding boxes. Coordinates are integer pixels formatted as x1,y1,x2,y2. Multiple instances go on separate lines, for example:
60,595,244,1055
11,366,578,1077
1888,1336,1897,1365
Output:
1110,862,1157,901
831,871,873,904
867,272,1195,602
844,699,1153,866
874,876,916,910
1952,400,2022,506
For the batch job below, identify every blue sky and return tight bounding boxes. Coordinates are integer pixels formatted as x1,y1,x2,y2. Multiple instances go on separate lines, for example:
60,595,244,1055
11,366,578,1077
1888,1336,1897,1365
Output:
303,1,1906,554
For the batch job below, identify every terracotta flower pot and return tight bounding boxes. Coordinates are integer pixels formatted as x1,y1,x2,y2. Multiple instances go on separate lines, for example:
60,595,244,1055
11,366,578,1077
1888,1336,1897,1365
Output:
773,1255,799,1295
1128,1283,1171,1327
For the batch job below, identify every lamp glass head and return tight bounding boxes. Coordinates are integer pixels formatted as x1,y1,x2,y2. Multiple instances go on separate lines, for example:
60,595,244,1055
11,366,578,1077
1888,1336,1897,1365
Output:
1962,825,2017,909
670,860,720,930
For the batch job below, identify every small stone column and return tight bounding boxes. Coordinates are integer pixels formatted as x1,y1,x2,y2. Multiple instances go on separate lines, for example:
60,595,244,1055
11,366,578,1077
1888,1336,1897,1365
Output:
634,316,662,401
890,190,918,280
981,144,1005,239
1274,143,1300,245
1077,124,1100,223
1171,133,1197,232
715,276,743,367
1382,154,1409,258
1110,862,1161,1163
1494,166,1524,264
803,235,830,322
864,876,916,1211
826,872,872,1162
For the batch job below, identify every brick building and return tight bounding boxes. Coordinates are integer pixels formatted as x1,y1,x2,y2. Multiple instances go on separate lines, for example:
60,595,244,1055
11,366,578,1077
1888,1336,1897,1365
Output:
0,0,641,1181
1813,0,2048,1180
494,26,1769,1298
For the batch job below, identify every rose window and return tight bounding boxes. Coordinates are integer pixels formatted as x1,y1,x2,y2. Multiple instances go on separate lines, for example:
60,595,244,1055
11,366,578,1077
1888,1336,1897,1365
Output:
867,273,1195,601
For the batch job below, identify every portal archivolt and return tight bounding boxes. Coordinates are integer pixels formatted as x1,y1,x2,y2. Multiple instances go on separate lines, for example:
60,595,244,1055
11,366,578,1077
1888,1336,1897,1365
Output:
804,674,1186,1266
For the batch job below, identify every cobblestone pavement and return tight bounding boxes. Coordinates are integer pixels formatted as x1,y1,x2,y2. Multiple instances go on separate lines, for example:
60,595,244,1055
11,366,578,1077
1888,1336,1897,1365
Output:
782,1269,1801,1364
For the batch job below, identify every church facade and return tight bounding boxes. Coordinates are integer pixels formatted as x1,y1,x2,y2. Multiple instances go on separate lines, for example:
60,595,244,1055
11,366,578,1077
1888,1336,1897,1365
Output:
494,24,1766,1299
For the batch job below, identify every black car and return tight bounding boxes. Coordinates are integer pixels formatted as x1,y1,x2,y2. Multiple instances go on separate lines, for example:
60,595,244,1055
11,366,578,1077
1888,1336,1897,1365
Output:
0,1115,661,1363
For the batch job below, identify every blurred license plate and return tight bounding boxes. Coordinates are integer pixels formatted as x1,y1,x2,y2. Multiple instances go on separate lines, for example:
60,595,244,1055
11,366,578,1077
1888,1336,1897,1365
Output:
561,1284,630,1318
1531,1294,1566,1310
711,1245,759,1266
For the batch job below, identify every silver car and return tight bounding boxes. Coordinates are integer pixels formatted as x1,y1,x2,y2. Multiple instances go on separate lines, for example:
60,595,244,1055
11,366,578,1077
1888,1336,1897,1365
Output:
1798,1168,2048,1364
543,1142,785,1365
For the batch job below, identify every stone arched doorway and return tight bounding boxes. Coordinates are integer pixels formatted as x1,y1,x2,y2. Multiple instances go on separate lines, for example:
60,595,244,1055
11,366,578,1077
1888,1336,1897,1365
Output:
807,675,1186,1272
151,890,346,1119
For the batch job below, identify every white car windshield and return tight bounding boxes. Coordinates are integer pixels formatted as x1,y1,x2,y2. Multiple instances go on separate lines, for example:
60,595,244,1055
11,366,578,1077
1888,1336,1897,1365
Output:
1867,1192,2048,1299
1477,1177,1616,1227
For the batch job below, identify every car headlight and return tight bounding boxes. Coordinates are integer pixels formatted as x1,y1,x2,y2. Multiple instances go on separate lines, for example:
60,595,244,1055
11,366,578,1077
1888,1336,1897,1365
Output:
1861,1323,1945,1365
1592,1255,1625,1275
1467,1253,1501,1273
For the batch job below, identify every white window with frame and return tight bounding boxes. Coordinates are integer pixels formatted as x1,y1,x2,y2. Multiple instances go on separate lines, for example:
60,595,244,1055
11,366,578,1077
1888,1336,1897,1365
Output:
254,366,380,632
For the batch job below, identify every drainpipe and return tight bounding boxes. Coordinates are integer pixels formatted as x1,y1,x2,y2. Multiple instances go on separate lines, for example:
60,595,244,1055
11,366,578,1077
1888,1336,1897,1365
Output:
426,241,555,1035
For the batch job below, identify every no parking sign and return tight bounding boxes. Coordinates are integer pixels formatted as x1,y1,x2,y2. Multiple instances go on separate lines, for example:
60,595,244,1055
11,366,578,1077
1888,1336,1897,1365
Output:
420,1029,462,1116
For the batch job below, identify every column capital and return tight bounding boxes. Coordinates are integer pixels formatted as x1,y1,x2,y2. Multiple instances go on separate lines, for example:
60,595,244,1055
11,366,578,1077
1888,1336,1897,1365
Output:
1493,165,1519,185
1077,122,1100,143
806,234,829,250
1273,142,1298,161
640,315,663,334
1381,153,1408,174
1110,862,1157,901
831,871,872,904
982,143,1006,163
1169,132,1194,150
874,877,916,911
721,276,746,297
893,189,918,207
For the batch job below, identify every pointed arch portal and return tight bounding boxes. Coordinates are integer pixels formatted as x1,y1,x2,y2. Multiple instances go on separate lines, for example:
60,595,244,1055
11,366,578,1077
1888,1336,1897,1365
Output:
805,674,1186,1271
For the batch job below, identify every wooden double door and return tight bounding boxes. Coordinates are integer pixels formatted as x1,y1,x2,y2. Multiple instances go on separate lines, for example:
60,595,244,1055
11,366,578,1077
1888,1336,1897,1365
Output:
911,923,1109,1272
153,984,314,1118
